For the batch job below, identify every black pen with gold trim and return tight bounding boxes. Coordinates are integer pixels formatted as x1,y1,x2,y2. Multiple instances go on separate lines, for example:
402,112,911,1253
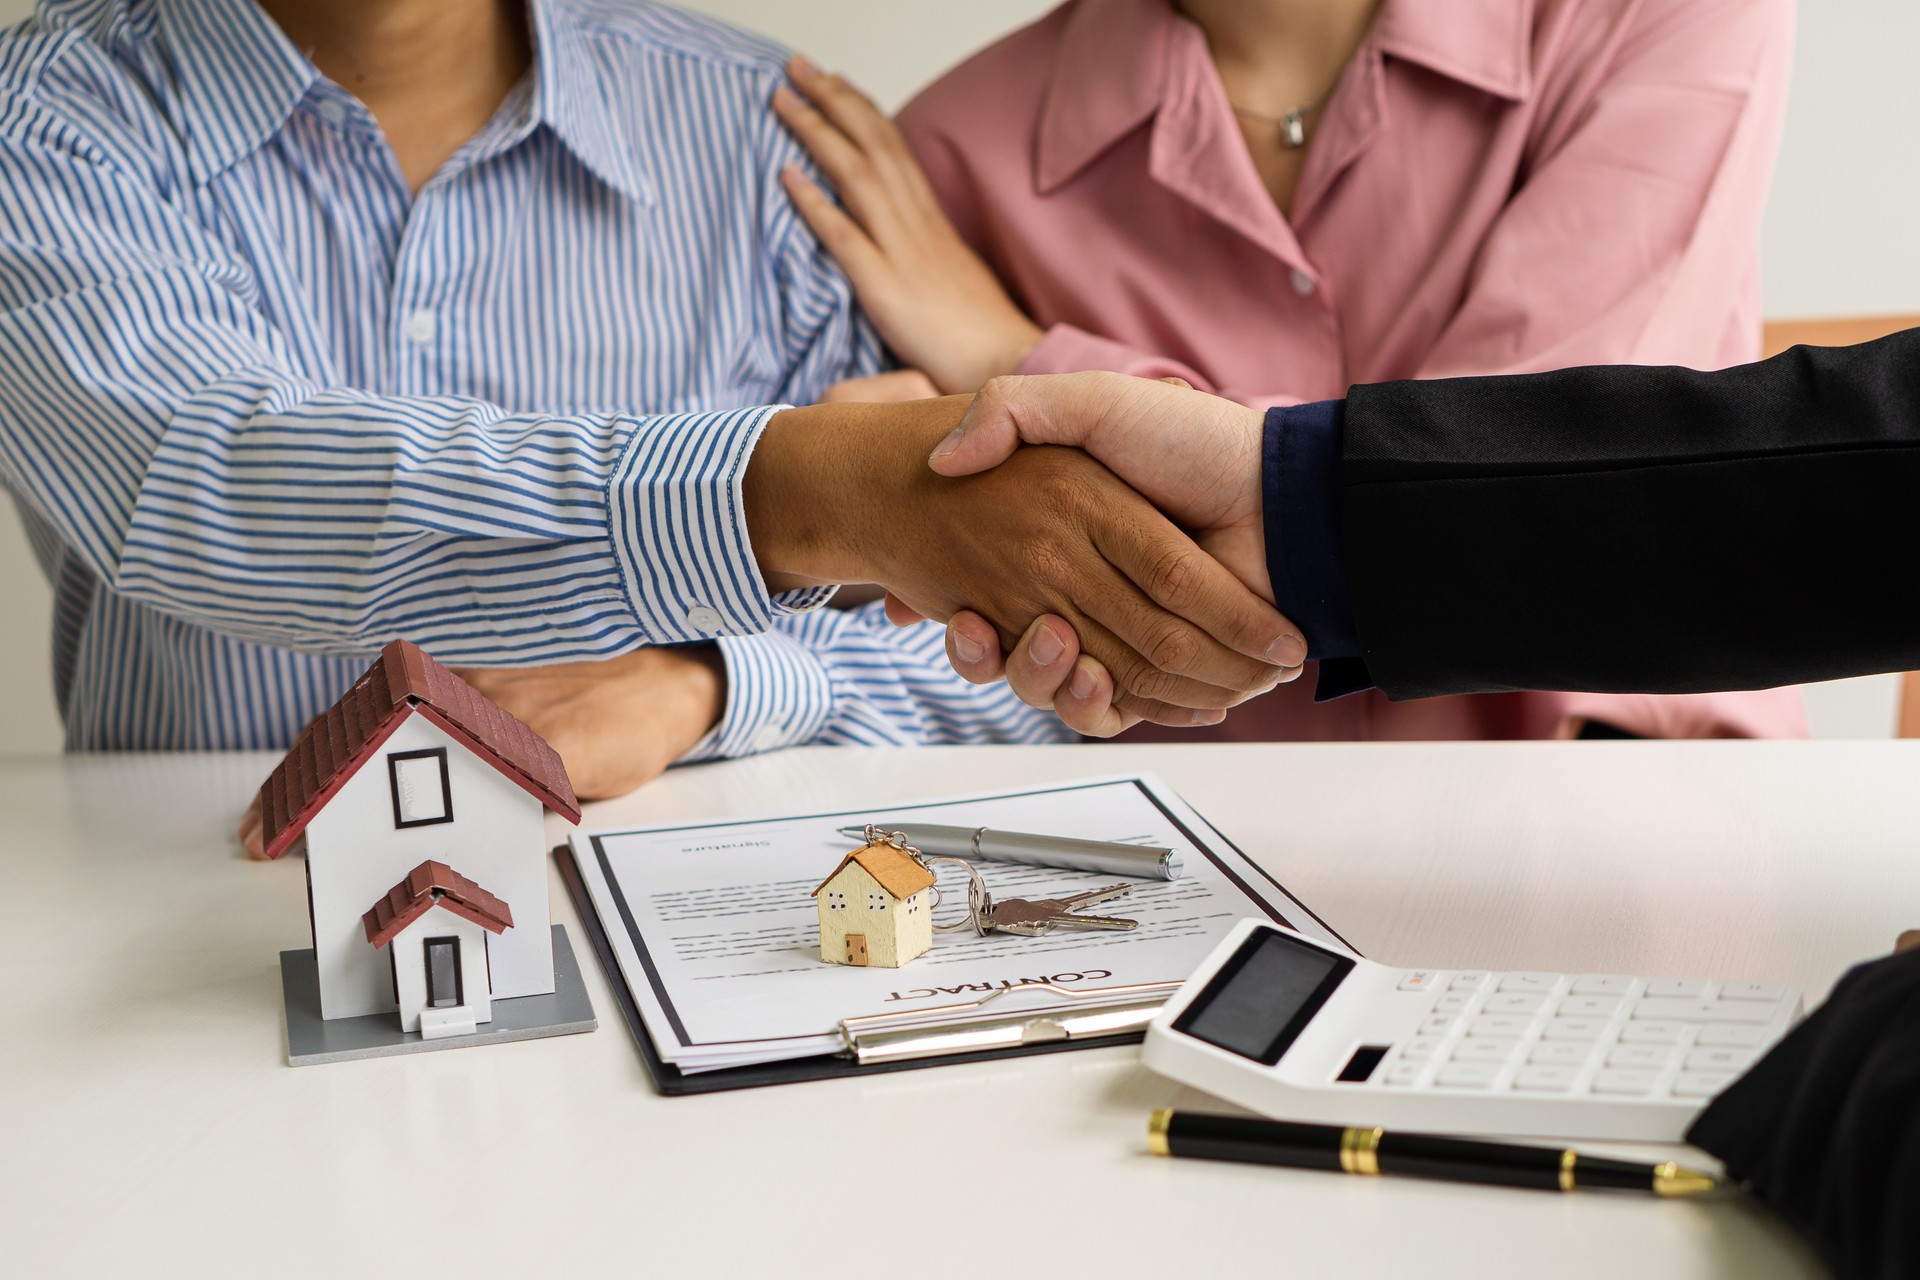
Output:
1146,1110,1721,1196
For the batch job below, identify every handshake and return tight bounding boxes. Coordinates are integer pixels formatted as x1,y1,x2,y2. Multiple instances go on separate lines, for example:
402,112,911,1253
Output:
744,370,1301,738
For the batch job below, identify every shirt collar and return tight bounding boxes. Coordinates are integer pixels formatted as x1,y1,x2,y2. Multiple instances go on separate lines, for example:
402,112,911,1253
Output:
1369,0,1533,103
159,0,652,203
159,0,318,186
528,0,654,204
1036,0,1533,193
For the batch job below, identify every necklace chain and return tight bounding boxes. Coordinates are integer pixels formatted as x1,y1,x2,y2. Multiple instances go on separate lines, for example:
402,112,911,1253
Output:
1229,91,1332,149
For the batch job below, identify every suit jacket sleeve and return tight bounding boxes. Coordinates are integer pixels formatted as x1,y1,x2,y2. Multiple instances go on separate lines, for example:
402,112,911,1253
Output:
1341,329,1920,699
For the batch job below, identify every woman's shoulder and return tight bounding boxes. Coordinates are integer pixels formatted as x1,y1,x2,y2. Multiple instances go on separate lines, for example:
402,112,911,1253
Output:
895,0,1077,154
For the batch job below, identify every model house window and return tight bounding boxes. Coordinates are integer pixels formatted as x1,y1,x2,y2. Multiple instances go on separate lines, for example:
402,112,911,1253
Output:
425,936,463,1009
905,893,919,914
869,891,887,911
388,748,453,828
827,890,846,910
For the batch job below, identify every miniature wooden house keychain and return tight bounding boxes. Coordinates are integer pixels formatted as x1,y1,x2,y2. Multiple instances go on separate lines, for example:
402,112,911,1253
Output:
811,828,938,967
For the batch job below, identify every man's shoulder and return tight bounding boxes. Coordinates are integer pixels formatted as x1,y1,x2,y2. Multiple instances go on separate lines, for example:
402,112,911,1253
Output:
0,0,171,160
566,0,792,86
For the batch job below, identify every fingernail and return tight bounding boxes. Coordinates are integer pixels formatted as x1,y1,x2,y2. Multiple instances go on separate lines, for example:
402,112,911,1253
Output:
953,631,987,664
1266,633,1308,667
928,425,966,461
772,85,798,110
1274,664,1304,684
1069,663,1098,701
792,54,818,78
1028,623,1065,667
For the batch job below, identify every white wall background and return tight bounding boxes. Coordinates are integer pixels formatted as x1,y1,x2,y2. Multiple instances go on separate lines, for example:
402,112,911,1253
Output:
0,0,1913,752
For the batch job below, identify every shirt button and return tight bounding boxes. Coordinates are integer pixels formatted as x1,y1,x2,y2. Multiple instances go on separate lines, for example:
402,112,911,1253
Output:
750,722,787,752
684,605,723,633
315,99,348,127
405,310,438,345
1289,268,1318,298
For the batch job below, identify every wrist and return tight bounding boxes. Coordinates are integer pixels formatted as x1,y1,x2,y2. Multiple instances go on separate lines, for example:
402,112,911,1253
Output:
946,316,1044,393
742,399,969,590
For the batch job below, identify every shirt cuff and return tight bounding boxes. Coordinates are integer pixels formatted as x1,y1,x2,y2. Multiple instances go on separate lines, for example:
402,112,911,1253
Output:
608,405,836,645
678,630,835,763
1262,400,1360,656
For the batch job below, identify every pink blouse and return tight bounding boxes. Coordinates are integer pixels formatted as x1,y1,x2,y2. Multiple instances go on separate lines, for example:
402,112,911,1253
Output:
898,0,1806,741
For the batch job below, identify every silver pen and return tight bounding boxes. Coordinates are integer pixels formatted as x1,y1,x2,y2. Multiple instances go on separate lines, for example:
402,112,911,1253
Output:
835,823,1184,880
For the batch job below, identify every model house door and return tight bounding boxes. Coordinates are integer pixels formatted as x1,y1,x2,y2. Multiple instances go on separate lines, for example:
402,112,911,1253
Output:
425,936,464,1007
845,934,868,966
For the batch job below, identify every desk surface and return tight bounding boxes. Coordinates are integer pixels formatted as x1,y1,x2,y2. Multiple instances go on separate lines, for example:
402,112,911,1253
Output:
9,740,1907,1278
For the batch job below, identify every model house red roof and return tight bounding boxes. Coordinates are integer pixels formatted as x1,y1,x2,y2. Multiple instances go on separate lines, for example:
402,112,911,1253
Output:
362,860,515,949
257,640,581,859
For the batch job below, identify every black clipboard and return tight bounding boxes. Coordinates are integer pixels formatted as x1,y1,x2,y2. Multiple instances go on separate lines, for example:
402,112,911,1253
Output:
555,841,1149,1094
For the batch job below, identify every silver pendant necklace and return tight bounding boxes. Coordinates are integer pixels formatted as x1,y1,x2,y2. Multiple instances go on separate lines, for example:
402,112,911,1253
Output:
1230,92,1331,149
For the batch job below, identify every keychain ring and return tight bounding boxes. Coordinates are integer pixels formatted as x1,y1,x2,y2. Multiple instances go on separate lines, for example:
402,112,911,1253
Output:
919,854,989,936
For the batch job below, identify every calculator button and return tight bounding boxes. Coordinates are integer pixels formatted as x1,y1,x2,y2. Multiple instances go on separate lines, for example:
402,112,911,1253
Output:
1645,978,1708,998
1450,972,1491,991
1466,1015,1533,1038
1512,1066,1580,1093
1497,973,1560,993
1717,980,1788,1002
1570,975,1634,995
1556,995,1622,1018
1696,1025,1766,1048
1529,1042,1591,1066
1434,993,1475,1014
1483,993,1548,1015
1397,971,1440,992
1398,1035,1447,1060
1590,1068,1657,1096
1435,1062,1502,1089
1605,1045,1674,1070
1542,1017,1610,1040
1671,1071,1736,1099
1634,998,1773,1024
1382,1062,1426,1087
1452,1038,1522,1063
1618,1021,1688,1044
1420,1014,1459,1035
1684,1047,1757,1073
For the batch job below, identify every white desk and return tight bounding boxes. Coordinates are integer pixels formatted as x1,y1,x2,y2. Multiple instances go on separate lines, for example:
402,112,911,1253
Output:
8,741,1909,1278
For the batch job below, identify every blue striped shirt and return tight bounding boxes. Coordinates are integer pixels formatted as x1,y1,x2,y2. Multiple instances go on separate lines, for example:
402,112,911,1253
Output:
0,0,1061,753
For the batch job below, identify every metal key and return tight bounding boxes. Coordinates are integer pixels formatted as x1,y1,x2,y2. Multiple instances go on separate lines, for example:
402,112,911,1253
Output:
983,883,1139,936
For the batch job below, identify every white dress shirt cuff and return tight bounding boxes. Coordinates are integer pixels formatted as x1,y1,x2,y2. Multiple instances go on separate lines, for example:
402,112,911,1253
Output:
679,630,836,762
608,405,836,644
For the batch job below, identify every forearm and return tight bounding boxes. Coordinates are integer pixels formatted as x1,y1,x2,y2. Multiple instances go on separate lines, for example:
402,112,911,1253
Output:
1342,332,1920,697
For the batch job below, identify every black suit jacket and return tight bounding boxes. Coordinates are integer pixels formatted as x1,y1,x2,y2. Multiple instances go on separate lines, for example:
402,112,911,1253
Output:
1341,329,1920,700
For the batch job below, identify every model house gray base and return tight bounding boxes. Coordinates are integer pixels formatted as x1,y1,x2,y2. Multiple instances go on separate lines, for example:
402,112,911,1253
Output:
281,924,596,1066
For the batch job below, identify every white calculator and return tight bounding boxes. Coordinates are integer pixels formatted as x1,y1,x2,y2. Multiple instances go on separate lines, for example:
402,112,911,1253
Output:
1142,919,1803,1141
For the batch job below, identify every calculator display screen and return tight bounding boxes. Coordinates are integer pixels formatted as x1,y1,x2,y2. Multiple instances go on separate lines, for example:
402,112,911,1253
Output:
1173,928,1354,1065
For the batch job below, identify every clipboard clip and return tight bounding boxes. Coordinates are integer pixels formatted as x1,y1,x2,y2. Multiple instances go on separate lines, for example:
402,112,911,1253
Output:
837,980,1184,1066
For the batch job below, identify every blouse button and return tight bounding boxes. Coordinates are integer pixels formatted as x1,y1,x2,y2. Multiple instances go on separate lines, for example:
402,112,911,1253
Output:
1289,268,1318,298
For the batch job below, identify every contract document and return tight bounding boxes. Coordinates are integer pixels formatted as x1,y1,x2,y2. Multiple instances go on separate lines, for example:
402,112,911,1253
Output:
566,774,1349,1073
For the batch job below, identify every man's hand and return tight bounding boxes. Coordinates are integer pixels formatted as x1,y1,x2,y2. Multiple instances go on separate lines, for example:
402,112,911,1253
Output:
909,373,1278,735
743,392,1300,726
238,646,725,858
454,646,726,801
773,55,1042,394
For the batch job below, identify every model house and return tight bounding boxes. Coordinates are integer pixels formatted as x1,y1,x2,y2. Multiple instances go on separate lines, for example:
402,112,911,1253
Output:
363,860,515,1039
813,839,936,967
258,640,580,1022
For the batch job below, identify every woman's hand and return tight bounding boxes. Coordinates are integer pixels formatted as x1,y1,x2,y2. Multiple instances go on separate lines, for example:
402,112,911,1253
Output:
774,54,1042,394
